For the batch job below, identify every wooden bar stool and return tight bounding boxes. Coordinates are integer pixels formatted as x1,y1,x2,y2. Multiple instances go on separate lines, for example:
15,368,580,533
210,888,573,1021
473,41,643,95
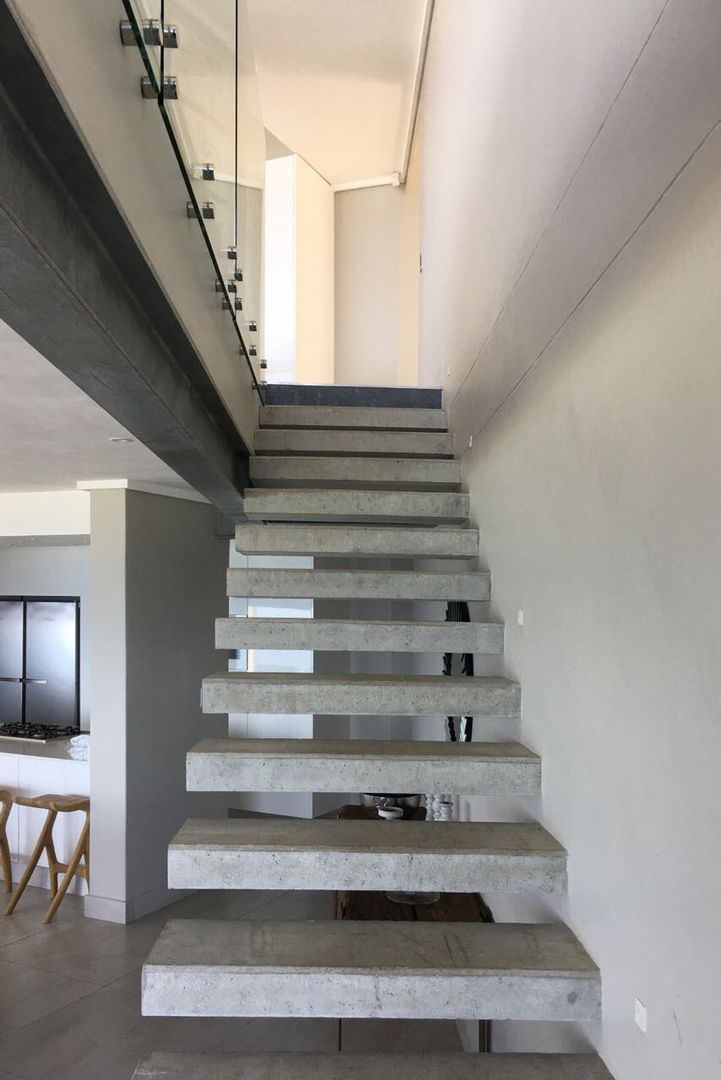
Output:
3,794,89,924
0,789,12,893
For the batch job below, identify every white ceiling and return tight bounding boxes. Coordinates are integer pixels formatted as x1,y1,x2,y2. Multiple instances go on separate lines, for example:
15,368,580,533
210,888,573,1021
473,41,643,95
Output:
247,0,429,185
0,319,193,495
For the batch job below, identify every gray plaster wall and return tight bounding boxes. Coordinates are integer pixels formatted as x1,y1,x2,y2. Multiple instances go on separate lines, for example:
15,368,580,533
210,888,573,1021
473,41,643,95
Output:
0,542,91,729
423,86,721,1080
86,490,228,922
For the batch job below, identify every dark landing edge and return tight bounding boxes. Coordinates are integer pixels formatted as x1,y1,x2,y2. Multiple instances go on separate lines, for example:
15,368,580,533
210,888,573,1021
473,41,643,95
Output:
264,384,443,408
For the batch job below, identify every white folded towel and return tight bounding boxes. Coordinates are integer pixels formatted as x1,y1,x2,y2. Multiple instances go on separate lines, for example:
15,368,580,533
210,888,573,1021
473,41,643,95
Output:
67,733,90,762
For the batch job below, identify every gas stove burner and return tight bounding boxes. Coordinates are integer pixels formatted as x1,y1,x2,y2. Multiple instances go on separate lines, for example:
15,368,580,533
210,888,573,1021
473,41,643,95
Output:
0,723,78,743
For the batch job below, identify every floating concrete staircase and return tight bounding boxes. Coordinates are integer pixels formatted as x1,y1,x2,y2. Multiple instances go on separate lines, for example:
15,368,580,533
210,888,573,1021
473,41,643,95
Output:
138,395,606,1078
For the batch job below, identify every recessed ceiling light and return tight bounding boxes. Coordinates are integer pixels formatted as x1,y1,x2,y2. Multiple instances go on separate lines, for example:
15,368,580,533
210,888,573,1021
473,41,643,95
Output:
108,436,134,444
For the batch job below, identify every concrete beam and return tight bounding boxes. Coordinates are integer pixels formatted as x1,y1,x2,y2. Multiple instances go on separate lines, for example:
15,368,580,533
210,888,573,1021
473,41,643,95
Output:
0,4,249,518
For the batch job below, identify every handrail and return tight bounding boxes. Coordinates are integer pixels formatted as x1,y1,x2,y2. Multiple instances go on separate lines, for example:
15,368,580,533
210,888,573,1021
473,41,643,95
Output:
120,0,264,402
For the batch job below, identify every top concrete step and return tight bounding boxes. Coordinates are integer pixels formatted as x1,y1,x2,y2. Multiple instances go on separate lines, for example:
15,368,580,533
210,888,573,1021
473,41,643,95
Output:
255,427,455,458
235,523,479,559
259,405,447,431
263,383,443,408
134,1051,613,1080
142,918,601,1021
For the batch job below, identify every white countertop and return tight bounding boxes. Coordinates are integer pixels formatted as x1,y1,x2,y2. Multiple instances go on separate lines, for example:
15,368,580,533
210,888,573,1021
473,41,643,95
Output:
0,737,86,762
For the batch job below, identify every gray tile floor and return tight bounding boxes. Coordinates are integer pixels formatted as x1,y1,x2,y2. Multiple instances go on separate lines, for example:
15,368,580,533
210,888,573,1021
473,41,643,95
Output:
0,886,460,1080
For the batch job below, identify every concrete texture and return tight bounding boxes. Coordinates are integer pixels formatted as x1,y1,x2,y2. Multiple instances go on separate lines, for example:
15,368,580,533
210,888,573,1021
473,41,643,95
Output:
259,406,447,430
201,673,521,717
234,523,479,558
227,567,489,601
186,738,542,796
255,428,454,457
216,616,503,653
142,919,601,1021
133,1051,614,1079
242,488,469,523
167,818,567,894
249,455,461,490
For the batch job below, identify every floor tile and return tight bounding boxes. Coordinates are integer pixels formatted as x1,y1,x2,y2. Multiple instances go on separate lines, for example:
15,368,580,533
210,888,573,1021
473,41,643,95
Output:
0,958,96,1039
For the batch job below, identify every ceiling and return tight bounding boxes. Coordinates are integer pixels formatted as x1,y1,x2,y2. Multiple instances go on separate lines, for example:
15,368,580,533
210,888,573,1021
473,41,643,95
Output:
247,0,429,185
0,319,194,495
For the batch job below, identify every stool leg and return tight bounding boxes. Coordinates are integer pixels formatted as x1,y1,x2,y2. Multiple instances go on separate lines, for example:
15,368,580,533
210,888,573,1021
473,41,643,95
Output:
4,809,56,916
0,801,11,893
45,831,60,897
0,834,11,893
43,815,89,925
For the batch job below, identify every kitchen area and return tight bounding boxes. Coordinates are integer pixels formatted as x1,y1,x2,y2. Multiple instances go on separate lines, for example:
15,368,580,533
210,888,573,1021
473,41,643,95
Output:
0,545,90,901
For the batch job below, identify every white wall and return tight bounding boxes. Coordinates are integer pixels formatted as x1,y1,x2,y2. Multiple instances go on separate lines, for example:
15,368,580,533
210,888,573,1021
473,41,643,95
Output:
417,9,721,1074
263,154,334,384
0,490,89,537
86,489,228,922
334,172,420,386
417,2,721,1074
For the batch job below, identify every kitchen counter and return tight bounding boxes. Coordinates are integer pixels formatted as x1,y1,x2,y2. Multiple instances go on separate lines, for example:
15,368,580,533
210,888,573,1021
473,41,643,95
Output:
0,736,90,894
0,736,85,761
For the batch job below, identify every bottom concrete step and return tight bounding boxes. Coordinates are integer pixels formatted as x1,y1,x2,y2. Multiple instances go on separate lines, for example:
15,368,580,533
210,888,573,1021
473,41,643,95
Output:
142,919,600,1021
134,1050,614,1079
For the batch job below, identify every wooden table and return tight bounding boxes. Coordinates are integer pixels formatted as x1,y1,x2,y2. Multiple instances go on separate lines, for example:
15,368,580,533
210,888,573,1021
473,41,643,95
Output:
334,804,493,1050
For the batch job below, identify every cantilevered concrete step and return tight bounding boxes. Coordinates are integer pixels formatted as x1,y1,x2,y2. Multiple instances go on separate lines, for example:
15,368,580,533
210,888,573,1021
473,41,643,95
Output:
142,919,601,1021
216,616,503,653
259,405,447,431
227,567,489,602
168,819,567,894
202,673,521,717
134,1050,614,1080
249,455,462,490
235,523,479,559
187,738,541,795
255,427,454,457
242,488,469,524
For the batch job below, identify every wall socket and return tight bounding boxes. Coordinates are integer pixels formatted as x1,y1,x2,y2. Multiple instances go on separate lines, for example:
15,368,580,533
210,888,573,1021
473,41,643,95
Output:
634,998,647,1033
517,609,524,627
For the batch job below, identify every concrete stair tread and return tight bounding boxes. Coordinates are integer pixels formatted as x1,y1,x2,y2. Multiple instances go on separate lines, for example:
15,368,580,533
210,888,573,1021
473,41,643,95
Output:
235,523,479,558
249,455,461,490
216,616,504,653
168,819,567,893
201,673,521,717
242,488,469,524
171,818,565,855
133,1051,613,1079
190,736,538,763
187,737,541,796
142,919,601,1021
226,567,490,601
259,405,447,430
255,428,455,457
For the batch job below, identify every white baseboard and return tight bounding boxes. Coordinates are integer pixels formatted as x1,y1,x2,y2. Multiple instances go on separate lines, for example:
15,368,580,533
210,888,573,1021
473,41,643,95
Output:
84,885,190,924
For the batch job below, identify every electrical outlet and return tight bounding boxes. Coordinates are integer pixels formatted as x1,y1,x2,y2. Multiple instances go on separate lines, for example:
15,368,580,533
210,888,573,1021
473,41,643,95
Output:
634,998,647,1033
468,435,473,448
446,367,451,377
517,609,524,627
